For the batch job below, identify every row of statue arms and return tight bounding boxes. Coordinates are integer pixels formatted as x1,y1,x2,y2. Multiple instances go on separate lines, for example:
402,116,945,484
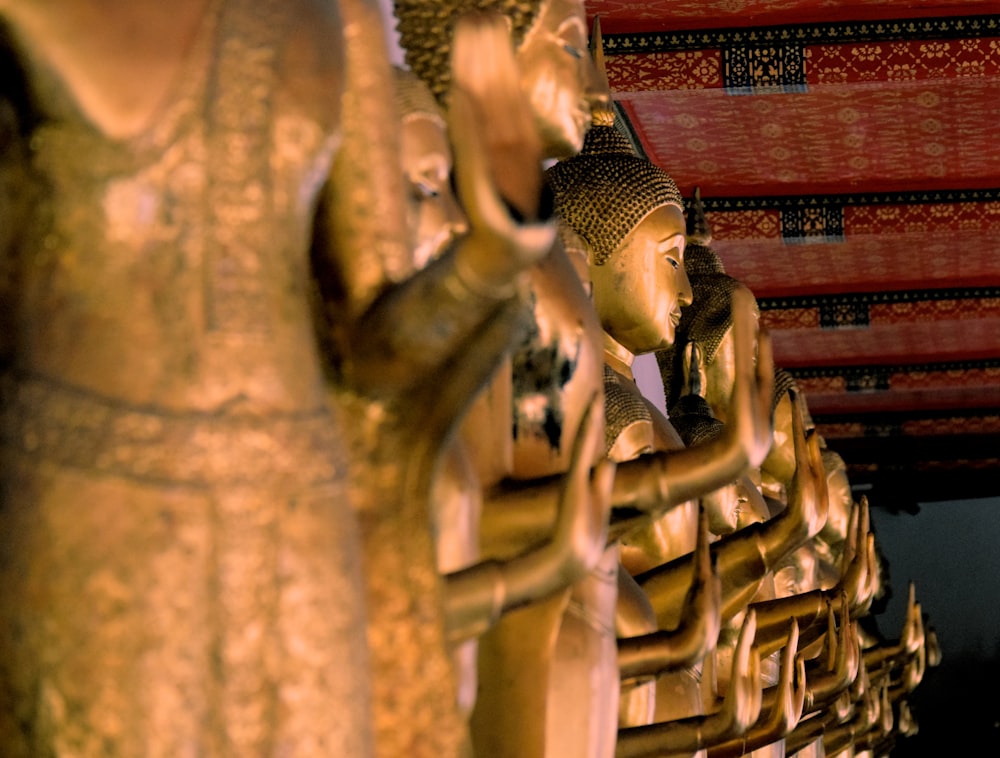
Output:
0,0,938,755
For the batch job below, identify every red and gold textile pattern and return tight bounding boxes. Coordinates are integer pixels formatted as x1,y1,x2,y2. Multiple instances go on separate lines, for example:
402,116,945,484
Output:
587,1,998,34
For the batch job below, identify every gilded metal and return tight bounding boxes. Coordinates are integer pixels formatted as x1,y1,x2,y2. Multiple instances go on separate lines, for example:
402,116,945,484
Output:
0,2,937,755
0,1,372,754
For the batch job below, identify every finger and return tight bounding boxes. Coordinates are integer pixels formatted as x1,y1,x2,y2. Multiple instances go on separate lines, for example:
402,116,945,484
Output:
563,391,601,491
736,608,758,667
793,656,807,720
691,503,721,624
728,609,761,731
447,84,498,234
451,10,541,218
790,394,806,471
807,428,827,506
730,288,755,383
589,458,615,549
755,329,775,428
846,621,861,682
777,620,804,726
694,503,712,583
563,393,611,562
823,599,838,670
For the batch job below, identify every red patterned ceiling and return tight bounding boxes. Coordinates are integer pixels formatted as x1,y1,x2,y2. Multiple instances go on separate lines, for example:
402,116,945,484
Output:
612,31,1000,196
589,1,999,33
584,2,1000,502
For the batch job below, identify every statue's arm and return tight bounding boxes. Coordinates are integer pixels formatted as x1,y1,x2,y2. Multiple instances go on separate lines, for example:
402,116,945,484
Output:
314,6,554,398
611,288,774,516
615,610,762,758
444,394,613,643
617,506,721,679
635,397,827,629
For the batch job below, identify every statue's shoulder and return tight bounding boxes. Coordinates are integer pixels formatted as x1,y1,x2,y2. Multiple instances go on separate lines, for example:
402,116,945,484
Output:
603,363,655,462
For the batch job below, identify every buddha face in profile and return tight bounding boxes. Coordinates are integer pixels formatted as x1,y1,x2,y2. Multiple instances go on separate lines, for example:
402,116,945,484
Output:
394,0,608,162
701,304,765,431
590,204,692,355
400,111,467,268
702,327,735,423
516,0,607,158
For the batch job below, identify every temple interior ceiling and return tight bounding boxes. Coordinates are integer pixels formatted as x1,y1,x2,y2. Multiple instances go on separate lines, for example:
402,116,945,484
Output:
587,1,1000,508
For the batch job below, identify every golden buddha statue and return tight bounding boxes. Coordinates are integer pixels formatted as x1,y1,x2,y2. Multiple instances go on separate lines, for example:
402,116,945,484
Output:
394,4,618,757
546,116,703,742
667,357,806,758
668,347,772,538
0,1,378,753
651,197,855,756
654,199,876,709
394,0,603,162
336,10,627,754
651,208,797,608
546,117,782,755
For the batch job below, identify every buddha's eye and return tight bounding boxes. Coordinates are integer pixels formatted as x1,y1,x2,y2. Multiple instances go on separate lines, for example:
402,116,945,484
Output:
563,44,583,59
665,256,680,270
412,181,439,200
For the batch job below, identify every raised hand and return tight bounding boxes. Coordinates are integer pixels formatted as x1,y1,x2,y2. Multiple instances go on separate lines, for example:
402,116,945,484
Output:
778,389,828,546
726,287,775,471
444,393,613,642
617,505,722,679
615,609,762,758
804,593,860,712
836,498,872,614
762,620,807,738
715,608,764,742
448,10,554,297
547,392,616,583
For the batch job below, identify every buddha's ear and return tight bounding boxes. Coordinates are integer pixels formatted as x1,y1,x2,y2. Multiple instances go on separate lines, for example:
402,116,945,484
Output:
681,340,708,399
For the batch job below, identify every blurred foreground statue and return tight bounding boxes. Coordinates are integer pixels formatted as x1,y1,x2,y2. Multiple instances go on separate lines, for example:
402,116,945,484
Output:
0,0,379,754
1,0,562,755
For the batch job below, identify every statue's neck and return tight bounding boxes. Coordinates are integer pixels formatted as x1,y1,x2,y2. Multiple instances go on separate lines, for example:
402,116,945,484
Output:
602,331,635,380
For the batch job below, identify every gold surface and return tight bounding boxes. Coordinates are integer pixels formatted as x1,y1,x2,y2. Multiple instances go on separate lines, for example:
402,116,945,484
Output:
0,2,934,755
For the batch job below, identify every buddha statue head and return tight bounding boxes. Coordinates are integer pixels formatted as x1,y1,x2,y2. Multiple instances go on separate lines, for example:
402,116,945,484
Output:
545,123,691,356
656,239,761,424
393,0,608,159
393,65,468,268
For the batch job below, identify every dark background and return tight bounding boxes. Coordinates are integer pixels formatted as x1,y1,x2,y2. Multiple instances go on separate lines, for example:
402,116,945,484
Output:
868,496,1000,755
